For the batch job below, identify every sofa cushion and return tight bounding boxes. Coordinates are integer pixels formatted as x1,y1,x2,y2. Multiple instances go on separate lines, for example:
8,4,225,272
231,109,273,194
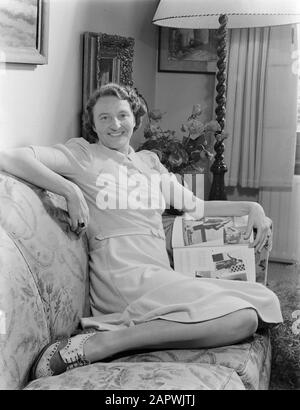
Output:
110,330,271,390
0,173,90,388
0,173,90,341
0,225,49,390
25,362,245,390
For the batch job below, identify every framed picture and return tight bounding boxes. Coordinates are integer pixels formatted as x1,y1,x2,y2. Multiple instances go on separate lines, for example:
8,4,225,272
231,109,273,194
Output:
82,31,135,137
0,0,49,64
82,32,135,110
158,27,218,74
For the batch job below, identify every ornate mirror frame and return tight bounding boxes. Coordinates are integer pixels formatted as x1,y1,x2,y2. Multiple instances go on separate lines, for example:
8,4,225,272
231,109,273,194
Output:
82,32,135,111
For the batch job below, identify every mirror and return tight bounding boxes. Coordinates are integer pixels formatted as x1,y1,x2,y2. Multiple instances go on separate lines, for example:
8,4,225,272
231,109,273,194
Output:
82,32,135,111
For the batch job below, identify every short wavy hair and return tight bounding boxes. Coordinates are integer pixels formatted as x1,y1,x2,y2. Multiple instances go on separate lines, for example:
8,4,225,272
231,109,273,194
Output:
82,83,148,143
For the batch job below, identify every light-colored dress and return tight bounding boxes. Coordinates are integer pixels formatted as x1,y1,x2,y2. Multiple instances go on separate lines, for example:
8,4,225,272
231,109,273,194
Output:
32,138,283,330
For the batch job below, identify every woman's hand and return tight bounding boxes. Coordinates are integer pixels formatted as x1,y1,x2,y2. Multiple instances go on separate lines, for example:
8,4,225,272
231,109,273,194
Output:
244,202,272,252
65,182,90,236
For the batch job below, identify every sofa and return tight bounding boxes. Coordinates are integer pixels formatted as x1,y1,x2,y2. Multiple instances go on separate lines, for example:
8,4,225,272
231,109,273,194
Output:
0,172,272,390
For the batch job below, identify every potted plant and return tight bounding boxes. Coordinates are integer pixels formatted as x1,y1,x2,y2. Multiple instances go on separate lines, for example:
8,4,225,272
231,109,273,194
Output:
138,105,222,205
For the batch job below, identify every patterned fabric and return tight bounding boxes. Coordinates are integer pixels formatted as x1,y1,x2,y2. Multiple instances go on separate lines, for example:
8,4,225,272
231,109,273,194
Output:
0,172,272,390
258,332,272,390
0,225,49,390
111,329,271,390
255,247,270,285
0,173,89,389
25,362,245,390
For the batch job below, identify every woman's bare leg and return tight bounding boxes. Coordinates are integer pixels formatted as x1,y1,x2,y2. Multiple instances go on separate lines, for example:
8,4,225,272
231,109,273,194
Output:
84,308,258,363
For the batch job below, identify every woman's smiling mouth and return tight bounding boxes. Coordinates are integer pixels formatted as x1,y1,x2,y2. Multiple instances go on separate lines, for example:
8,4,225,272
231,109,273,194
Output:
108,131,124,137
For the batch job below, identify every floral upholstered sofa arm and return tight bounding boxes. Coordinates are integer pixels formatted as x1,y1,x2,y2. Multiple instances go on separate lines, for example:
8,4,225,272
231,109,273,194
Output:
0,172,89,389
162,214,272,285
255,229,272,285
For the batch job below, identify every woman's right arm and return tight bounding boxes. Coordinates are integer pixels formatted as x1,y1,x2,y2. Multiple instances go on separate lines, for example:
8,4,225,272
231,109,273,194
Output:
0,147,89,233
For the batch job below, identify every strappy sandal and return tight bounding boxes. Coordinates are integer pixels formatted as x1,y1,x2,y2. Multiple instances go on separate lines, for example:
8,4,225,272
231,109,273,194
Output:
30,331,97,380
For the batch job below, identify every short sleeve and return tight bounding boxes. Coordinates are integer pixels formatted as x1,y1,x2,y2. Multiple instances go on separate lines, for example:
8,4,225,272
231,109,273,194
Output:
30,137,92,179
54,138,91,169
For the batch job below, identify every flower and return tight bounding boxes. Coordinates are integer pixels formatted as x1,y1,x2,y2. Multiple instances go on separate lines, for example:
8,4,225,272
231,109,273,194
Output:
138,105,220,174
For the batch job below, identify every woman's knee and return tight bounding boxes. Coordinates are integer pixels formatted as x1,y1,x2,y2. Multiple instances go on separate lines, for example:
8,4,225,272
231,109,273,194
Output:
235,308,258,338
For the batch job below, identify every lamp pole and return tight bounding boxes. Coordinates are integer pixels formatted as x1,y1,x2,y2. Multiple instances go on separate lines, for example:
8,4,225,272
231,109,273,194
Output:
209,14,228,201
152,0,300,200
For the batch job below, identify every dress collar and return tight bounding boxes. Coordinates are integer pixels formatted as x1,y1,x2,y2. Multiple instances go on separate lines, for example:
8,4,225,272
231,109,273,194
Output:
95,142,150,175
96,142,136,162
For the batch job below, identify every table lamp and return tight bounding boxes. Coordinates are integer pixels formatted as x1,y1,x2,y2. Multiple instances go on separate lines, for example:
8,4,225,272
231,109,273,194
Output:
153,0,300,200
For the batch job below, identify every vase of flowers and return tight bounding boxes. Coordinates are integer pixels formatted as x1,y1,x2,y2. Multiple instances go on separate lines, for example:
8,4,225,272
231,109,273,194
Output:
138,105,221,202
139,105,220,173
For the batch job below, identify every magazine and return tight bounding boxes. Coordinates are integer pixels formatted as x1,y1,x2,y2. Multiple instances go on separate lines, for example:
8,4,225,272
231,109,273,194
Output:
172,216,256,282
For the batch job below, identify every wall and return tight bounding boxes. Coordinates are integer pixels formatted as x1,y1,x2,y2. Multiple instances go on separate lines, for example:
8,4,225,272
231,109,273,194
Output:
152,48,216,199
0,1,289,205
0,0,158,150
154,73,215,139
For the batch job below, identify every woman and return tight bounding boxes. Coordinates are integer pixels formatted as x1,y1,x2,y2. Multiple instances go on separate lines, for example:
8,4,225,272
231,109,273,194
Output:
0,83,282,379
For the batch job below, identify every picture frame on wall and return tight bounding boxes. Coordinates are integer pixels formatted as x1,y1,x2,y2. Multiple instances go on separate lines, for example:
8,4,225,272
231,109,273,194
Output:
82,31,135,139
0,0,49,64
158,27,218,74
82,31,135,111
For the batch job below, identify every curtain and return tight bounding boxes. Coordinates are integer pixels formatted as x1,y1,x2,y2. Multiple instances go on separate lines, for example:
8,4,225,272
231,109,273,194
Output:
224,25,298,189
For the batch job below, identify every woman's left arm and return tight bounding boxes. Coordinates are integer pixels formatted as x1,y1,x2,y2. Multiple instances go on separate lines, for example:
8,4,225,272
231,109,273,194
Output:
156,154,270,252
204,200,271,252
161,173,270,252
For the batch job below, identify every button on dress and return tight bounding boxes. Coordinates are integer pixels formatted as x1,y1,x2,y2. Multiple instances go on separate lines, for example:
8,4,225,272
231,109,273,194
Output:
32,138,283,330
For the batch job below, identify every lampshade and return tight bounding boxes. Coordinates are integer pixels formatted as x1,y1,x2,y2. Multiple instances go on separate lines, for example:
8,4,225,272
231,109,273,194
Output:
153,0,300,29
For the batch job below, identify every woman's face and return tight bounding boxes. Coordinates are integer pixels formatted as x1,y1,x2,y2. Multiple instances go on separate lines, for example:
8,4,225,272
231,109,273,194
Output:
92,96,136,154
